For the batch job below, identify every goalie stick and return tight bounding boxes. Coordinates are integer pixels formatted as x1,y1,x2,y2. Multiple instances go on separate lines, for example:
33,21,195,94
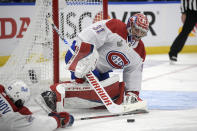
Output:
47,14,147,114
34,97,148,121
78,109,148,120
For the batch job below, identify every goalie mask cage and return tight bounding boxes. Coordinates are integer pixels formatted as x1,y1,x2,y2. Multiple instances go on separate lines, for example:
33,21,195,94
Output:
0,0,108,95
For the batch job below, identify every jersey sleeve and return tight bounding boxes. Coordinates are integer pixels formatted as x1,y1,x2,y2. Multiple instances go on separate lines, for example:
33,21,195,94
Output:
105,19,127,40
0,112,58,131
78,19,127,49
133,40,146,62
123,63,143,92
22,115,58,131
77,20,109,49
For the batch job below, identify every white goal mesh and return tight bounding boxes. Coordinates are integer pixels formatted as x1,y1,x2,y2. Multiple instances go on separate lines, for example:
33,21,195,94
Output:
0,0,106,95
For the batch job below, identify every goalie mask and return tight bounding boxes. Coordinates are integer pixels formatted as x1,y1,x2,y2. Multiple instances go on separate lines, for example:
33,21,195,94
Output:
127,13,149,41
6,80,30,107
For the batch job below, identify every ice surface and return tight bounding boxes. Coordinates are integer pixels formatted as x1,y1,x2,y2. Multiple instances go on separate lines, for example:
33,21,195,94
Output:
29,53,197,131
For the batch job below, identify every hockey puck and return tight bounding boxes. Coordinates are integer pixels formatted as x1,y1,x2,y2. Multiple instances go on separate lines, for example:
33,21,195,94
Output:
127,119,135,123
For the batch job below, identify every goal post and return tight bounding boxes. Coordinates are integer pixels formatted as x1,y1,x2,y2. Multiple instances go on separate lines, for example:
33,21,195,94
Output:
103,0,108,20
0,0,108,94
53,0,59,84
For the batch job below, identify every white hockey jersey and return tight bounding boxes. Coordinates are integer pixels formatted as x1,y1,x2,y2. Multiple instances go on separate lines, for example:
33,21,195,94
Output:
77,19,145,91
0,85,57,131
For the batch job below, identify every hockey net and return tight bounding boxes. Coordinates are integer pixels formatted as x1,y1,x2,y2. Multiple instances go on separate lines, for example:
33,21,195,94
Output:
0,0,108,95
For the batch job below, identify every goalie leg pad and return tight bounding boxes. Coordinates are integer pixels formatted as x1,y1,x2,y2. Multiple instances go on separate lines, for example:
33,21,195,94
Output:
51,75,125,108
65,81,124,104
64,82,125,109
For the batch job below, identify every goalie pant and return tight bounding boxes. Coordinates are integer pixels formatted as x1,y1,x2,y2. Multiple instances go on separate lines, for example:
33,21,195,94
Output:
0,85,61,131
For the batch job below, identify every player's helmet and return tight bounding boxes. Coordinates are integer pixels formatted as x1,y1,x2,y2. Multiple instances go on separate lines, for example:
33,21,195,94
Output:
6,80,30,107
127,13,149,40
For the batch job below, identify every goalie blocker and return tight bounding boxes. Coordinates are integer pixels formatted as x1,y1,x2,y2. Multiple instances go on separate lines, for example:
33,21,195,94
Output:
50,75,125,109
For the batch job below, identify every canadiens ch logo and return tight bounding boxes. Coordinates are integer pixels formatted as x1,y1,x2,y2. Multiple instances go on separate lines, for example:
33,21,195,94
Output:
106,51,130,69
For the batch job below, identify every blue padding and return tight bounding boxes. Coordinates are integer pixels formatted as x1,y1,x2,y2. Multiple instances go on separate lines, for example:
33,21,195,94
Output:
92,69,112,81
71,71,76,79
140,90,197,110
89,44,94,56
65,40,76,64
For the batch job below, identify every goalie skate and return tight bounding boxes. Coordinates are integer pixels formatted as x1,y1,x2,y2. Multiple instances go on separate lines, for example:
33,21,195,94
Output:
123,91,148,112
34,90,58,113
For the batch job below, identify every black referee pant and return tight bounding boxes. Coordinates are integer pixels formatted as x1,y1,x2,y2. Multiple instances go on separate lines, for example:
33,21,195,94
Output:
169,10,197,57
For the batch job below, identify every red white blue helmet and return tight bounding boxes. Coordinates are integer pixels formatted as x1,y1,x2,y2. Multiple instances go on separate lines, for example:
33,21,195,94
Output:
127,13,149,38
